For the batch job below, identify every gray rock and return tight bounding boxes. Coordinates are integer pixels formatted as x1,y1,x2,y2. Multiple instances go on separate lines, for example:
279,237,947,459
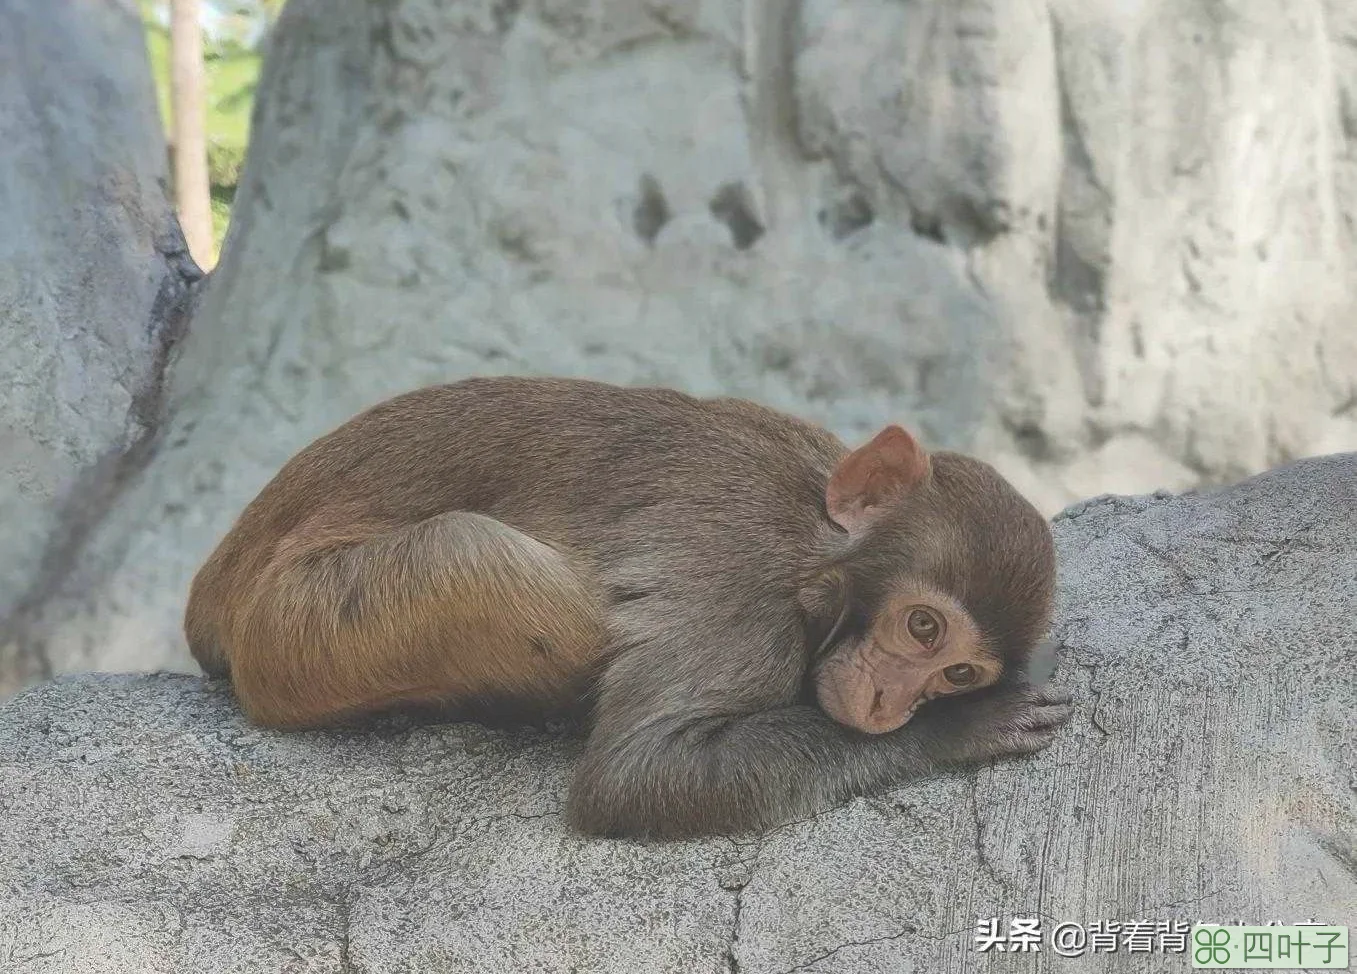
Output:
1,0,1354,696
22,0,1357,683
0,0,198,691
2,455,1352,972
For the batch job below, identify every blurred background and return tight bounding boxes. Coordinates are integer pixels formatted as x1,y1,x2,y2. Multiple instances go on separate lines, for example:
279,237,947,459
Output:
139,0,284,266
1,0,1355,698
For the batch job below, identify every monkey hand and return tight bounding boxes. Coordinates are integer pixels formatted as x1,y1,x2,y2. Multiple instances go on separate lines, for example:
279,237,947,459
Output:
904,681,1075,766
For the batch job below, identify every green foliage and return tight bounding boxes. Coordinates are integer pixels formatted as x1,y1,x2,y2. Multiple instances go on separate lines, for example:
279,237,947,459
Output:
141,1,277,255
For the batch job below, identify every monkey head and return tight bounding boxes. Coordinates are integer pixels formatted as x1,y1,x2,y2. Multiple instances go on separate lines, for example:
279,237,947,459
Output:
802,426,1056,735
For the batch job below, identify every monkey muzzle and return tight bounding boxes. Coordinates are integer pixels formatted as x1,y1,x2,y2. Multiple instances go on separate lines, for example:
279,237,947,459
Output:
814,653,929,735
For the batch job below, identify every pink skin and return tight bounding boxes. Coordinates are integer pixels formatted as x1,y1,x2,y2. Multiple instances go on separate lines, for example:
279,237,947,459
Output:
815,627,997,735
815,644,935,735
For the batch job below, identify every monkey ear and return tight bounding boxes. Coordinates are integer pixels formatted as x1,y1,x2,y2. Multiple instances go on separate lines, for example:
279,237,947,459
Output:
826,425,931,533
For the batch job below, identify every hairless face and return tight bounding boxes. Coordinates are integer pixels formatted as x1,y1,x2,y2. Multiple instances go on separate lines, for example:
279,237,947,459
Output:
806,427,1056,734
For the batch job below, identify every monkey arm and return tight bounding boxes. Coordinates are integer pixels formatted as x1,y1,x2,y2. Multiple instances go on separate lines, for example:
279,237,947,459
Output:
566,701,927,839
564,635,1073,839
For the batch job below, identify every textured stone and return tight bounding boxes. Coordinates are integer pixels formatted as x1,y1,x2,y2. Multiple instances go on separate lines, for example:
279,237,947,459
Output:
2,456,1352,972
0,0,198,691
8,0,1357,683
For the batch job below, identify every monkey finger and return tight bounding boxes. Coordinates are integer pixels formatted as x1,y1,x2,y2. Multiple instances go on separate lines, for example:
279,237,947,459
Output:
1029,687,1074,706
993,728,1061,757
1017,700,1075,730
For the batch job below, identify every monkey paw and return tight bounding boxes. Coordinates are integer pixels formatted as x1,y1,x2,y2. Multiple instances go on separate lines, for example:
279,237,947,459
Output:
916,683,1075,765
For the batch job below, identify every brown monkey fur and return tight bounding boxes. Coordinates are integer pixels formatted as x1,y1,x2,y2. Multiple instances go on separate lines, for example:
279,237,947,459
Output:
187,377,1071,839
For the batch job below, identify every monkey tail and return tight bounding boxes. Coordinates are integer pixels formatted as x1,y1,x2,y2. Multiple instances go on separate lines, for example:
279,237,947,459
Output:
199,511,609,729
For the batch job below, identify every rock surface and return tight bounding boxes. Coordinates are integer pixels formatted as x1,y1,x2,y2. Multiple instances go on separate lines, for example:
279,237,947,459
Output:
2,455,1353,973
0,0,199,692
19,0,1357,683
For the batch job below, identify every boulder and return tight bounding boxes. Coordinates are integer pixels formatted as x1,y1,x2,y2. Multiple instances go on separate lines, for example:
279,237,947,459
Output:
19,0,1357,683
0,0,198,692
2,454,1352,972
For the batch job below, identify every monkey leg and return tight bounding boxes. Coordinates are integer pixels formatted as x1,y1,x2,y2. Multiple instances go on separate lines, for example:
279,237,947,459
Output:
223,511,609,729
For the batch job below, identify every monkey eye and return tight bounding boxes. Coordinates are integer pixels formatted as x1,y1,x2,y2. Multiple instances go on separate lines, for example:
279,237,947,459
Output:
943,663,978,687
906,608,941,646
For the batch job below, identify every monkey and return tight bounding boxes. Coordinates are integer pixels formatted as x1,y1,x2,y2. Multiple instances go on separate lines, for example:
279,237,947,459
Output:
186,376,1073,840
